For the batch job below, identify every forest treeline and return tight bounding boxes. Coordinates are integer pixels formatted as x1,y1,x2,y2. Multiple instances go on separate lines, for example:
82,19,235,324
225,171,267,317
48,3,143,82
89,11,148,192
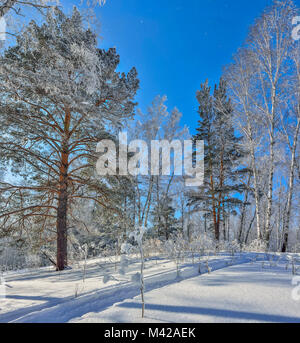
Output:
0,0,299,270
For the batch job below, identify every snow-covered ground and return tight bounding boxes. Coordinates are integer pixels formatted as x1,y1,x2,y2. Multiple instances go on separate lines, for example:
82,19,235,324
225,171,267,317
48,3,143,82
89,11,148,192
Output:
0,253,299,323
73,262,300,323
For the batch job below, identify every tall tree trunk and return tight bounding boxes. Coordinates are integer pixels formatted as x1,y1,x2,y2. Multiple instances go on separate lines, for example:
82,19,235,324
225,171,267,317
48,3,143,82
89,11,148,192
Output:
133,188,136,227
245,209,256,244
217,151,224,241
156,176,161,237
276,183,282,251
222,198,226,241
180,197,185,233
227,211,230,242
142,176,153,228
238,173,251,243
264,121,275,246
56,181,68,271
56,107,71,271
209,161,219,241
281,118,300,252
249,131,262,240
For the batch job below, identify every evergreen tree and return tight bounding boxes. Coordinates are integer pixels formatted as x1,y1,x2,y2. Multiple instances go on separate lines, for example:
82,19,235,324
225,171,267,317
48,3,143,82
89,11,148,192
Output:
0,7,139,270
151,194,178,240
190,79,248,241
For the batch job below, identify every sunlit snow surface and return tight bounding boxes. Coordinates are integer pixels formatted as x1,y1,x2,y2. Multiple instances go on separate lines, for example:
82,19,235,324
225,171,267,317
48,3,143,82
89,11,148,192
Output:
0,253,299,323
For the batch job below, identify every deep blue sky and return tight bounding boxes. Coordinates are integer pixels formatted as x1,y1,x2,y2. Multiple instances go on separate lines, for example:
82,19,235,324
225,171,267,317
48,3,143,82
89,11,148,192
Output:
91,0,275,133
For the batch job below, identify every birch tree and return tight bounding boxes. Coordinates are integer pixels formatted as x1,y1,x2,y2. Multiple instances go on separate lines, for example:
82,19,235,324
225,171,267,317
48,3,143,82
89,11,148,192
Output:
129,95,188,233
225,0,298,246
248,1,295,244
224,51,264,241
281,36,300,252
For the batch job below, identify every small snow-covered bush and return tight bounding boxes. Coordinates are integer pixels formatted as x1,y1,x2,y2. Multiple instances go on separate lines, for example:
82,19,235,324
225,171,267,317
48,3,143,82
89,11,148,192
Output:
286,255,300,275
291,243,300,254
25,254,41,269
244,239,267,253
121,226,147,318
0,240,42,271
165,232,188,278
221,240,241,256
190,232,215,257
143,238,163,259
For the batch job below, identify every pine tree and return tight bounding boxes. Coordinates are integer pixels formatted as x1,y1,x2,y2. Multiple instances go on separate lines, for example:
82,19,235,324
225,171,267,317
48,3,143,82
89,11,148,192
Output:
190,79,248,241
0,7,139,270
151,194,178,240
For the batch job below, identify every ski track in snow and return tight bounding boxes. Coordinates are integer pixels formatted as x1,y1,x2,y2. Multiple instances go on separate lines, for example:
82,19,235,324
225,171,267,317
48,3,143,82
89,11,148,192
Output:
0,252,299,323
